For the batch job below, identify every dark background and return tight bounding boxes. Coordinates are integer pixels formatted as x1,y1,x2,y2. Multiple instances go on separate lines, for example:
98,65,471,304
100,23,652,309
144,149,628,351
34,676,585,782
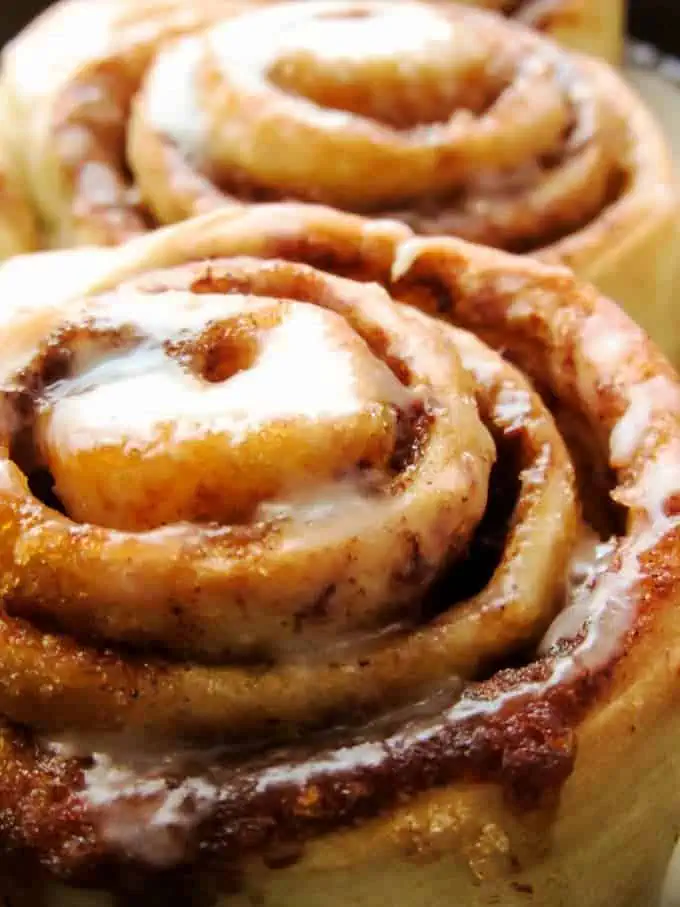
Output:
629,1,680,54
0,1,678,52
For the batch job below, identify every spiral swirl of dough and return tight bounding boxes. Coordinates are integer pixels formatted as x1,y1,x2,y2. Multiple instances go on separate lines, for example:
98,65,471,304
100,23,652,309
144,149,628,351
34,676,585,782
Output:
0,0,649,254
0,204,676,900
0,201,581,750
129,0,618,252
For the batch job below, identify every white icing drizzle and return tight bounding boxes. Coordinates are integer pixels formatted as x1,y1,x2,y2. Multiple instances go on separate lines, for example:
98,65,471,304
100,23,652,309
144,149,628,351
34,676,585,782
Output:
494,386,533,430
567,530,615,589
464,360,680,715
43,736,228,868
42,295,411,454
541,368,680,657
208,1,458,88
144,37,209,162
539,529,616,654
580,313,638,374
0,248,113,383
538,457,679,670
540,527,678,671
628,436,680,519
82,753,219,868
610,377,680,468
255,478,379,525
255,742,384,793
391,238,431,282
78,160,127,210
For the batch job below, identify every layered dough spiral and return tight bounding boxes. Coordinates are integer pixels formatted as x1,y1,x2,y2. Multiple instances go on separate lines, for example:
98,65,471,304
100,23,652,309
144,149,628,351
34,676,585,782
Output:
0,204,678,907
1,0,673,357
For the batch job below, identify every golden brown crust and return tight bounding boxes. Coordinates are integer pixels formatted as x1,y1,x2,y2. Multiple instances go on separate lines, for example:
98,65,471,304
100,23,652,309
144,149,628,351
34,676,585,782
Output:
0,204,675,907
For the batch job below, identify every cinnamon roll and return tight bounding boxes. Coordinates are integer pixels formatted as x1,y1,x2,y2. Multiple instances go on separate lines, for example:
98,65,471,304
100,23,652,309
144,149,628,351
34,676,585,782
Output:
0,202,678,907
1,0,675,362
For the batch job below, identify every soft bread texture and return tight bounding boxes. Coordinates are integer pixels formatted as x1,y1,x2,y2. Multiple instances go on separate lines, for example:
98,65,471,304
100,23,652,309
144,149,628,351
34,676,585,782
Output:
0,204,677,906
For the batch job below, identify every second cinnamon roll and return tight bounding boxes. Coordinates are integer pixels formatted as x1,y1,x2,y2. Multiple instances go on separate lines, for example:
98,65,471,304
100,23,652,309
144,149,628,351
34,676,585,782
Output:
2,0,676,362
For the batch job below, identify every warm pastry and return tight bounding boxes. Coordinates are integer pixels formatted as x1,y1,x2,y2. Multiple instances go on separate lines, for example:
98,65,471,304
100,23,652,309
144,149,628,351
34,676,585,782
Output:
462,0,624,62
2,0,676,362
0,202,678,906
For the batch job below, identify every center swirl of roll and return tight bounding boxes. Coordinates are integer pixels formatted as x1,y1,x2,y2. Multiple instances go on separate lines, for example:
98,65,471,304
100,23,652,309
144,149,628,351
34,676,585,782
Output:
38,295,412,530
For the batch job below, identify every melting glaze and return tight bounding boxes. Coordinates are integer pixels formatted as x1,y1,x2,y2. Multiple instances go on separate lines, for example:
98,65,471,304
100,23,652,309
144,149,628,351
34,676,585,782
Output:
145,37,208,164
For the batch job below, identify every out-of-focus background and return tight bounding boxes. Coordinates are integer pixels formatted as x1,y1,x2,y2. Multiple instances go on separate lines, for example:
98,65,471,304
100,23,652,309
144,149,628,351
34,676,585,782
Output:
1,1,679,167
629,1,680,54
3,0,48,41
0,1,677,48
